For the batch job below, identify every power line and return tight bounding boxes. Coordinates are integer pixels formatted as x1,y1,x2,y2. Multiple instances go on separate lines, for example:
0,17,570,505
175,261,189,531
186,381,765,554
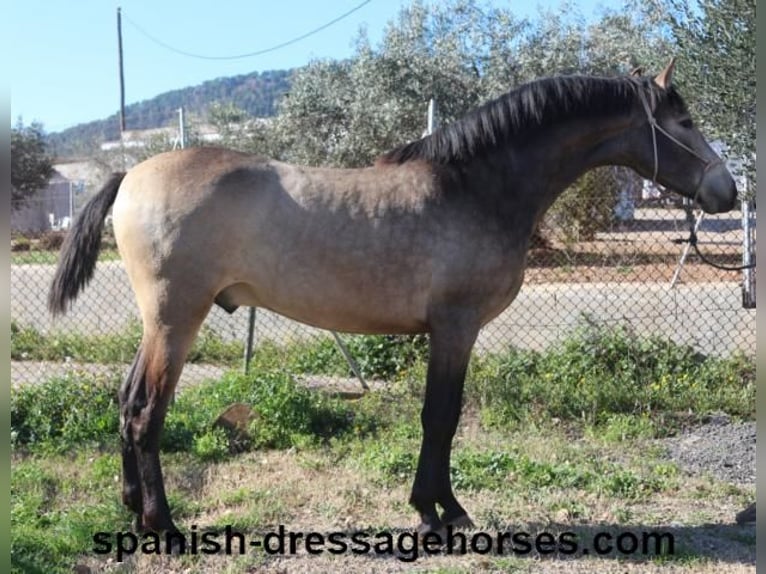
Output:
121,1,373,61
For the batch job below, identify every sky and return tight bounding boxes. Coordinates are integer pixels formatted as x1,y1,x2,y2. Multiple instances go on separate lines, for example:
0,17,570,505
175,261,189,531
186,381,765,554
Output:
10,0,605,133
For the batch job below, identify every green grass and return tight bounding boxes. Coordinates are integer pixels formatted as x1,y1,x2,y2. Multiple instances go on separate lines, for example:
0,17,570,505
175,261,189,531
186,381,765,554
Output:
353,426,680,500
11,248,121,265
9,322,755,573
11,322,429,380
11,371,121,452
11,320,244,366
10,367,388,457
267,334,429,380
11,453,133,574
11,321,754,457
162,369,384,458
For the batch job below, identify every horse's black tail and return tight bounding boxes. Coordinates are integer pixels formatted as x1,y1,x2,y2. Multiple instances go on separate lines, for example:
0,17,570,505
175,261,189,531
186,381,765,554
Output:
48,172,127,316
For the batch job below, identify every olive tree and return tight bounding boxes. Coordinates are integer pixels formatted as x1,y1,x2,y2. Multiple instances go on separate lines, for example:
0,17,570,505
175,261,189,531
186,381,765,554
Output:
11,119,54,209
655,0,755,197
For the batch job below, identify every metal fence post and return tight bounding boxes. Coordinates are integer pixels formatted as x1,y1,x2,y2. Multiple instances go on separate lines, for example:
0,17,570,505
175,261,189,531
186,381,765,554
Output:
742,196,756,309
243,307,256,374
331,332,369,391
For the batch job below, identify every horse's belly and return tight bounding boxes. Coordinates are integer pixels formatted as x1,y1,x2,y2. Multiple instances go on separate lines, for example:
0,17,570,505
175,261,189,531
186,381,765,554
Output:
217,265,431,335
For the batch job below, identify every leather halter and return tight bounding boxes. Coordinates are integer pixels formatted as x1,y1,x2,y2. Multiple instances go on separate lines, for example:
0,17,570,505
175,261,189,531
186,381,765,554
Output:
636,87,722,189
637,87,755,272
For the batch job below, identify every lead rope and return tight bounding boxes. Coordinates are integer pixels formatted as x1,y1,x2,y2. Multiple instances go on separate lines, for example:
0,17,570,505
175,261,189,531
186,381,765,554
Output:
673,201,757,272
638,87,756,272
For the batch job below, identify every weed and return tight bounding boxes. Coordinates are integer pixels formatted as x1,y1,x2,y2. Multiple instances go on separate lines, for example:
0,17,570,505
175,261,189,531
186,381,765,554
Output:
587,413,658,442
345,334,429,380
288,337,347,375
186,327,244,365
468,321,754,431
11,372,121,452
193,427,231,462
11,320,142,363
10,324,755,573
163,369,380,456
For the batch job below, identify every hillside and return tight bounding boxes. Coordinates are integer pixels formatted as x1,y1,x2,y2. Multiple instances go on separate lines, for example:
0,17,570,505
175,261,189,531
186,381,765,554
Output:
47,68,293,157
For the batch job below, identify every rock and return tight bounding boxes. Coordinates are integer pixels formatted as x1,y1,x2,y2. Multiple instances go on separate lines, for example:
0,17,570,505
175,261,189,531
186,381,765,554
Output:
213,403,258,451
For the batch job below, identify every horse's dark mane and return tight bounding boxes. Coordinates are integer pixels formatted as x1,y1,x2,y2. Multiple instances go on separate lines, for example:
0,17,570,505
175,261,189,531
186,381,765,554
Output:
379,75,685,165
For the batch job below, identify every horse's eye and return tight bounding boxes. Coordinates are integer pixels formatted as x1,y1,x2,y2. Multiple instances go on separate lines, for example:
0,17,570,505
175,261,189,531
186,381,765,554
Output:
680,118,694,129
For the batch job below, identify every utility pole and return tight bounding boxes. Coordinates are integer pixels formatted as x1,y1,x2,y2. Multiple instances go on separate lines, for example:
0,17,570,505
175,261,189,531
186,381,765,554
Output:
117,7,126,134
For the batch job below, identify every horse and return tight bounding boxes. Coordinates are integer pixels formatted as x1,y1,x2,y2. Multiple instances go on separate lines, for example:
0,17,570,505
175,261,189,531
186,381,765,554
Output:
49,59,737,536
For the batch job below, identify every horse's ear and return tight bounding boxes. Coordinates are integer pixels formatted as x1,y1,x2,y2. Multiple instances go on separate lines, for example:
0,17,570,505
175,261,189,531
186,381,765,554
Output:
630,66,644,77
653,57,676,89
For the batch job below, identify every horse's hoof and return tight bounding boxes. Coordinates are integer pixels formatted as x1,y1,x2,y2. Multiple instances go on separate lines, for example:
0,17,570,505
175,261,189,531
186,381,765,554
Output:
167,532,184,556
132,515,144,532
416,520,446,541
735,502,755,524
442,512,475,530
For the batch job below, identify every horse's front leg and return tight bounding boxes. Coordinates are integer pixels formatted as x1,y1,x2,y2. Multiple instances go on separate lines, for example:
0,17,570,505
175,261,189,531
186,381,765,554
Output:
409,319,478,534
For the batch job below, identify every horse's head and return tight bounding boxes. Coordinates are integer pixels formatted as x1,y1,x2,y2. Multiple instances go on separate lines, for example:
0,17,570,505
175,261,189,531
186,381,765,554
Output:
629,58,737,214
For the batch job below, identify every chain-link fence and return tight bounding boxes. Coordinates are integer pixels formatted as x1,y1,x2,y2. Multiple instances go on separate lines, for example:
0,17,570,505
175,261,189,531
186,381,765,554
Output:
10,167,755,389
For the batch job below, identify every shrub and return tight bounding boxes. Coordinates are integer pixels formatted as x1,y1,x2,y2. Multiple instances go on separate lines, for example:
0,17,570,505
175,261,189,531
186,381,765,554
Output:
11,372,121,451
346,334,429,380
11,238,31,252
468,320,755,429
38,231,65,251
289,337,347,375
545,167,620,242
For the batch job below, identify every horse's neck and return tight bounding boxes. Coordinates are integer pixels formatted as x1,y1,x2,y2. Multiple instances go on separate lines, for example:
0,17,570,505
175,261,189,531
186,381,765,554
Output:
492,112,636,219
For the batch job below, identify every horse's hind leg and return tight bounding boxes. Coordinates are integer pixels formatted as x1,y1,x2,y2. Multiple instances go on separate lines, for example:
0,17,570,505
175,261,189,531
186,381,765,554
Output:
119,306,209,532
119,348,149,526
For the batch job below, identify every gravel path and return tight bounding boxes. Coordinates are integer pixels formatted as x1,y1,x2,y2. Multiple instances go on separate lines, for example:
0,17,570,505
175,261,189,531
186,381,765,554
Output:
10,360,227,390
659,414,756,486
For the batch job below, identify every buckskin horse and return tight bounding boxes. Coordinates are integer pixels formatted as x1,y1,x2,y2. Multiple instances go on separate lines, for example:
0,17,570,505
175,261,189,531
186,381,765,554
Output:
49,59,737,536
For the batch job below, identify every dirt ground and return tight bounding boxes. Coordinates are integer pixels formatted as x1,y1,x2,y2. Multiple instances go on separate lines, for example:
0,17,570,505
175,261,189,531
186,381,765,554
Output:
74,416,755,574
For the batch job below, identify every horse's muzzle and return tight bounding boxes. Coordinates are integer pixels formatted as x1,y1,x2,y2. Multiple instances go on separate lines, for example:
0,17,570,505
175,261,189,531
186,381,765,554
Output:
695,162,738,214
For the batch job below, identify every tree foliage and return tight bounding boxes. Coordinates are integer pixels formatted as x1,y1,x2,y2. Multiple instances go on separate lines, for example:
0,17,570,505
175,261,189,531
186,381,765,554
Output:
262,0,526,166
654,0,755,196
11,120,54,208
240,0,674,169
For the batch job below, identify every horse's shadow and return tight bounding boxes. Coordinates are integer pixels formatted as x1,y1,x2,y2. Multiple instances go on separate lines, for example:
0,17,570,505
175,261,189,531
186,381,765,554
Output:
183,519,755,566
164,458,755,566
